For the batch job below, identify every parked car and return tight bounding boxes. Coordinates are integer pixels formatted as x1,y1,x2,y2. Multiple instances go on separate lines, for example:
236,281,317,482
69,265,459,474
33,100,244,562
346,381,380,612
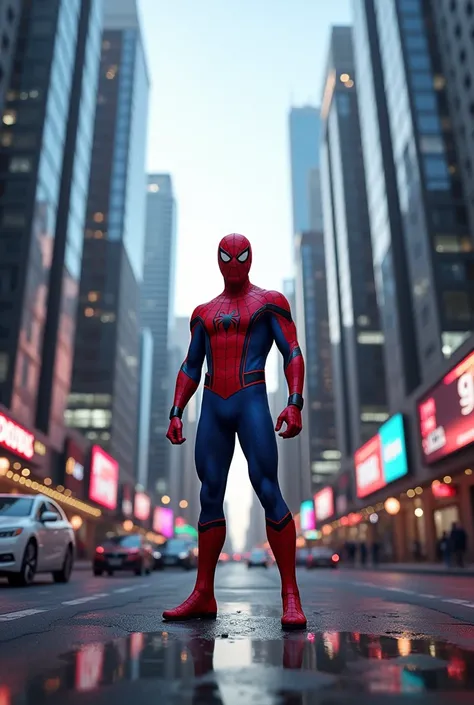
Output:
306,547,340,569
0,493,75,586
93,534,153,576
247,548,269,568
154,538,197,570
296,548,310,566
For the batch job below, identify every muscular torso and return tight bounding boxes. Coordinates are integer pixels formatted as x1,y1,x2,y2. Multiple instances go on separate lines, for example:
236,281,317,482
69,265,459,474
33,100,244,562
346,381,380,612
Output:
193,285,287,399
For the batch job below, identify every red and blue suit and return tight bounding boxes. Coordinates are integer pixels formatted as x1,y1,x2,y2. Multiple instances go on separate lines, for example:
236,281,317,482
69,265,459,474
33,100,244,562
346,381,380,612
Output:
163,233,306,629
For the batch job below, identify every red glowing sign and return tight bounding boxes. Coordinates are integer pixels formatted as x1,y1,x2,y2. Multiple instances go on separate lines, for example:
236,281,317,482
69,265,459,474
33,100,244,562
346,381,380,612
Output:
418,350,474,463
134,492,150,521
314,488,334,523
432,483,457,499
354,434,384,498
89,446,118,510
153,507,174,537
0,412,35,460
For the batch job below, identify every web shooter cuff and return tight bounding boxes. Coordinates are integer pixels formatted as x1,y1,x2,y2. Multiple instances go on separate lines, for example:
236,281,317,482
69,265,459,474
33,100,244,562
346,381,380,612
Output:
287,394,304,410
169,406,183,420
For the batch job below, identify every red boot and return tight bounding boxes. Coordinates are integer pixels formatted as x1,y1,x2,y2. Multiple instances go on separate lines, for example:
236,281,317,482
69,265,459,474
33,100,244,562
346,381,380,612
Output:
162,520,225,621
266,513,307,630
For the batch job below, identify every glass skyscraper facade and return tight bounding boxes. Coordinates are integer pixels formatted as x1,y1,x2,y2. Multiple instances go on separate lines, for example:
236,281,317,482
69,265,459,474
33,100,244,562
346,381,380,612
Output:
0,0,103,450
0,1,21,115
321,26,388,458
353,0,474,401
288,106,321,235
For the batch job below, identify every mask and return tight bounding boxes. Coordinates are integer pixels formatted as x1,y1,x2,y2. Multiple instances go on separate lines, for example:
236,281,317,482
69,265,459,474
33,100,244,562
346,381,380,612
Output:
218,233,252,288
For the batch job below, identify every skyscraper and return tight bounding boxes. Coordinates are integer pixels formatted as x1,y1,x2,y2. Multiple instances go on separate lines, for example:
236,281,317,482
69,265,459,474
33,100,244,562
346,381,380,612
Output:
288,107,321,234
352,0,474,409
140,174,177,498
0,1,21,114
0,0,103,451
67,0,150,483
430,0,474,242
136,328,153,489
320,26,388,459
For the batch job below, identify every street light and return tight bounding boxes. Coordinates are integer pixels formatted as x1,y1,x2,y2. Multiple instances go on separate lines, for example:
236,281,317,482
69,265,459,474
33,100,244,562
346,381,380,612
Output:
179,500,188,509
384,497,401,515
161,495,170,505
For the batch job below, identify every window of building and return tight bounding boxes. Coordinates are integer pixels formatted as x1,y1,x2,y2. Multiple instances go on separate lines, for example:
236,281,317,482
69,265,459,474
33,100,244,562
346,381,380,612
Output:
417,114,441,133
443,291,471,320
414,93,438,112
9,157,32,173
419,135,444,154
357,331,384,345
442,331,470,357
408,54,431,71
0,352,8,382
100,313,116,323
1,211,26,228
424,155,449,180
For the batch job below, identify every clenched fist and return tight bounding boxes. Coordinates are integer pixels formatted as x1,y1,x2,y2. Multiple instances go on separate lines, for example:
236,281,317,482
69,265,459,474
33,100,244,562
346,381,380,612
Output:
275,405,302,439
166,417,186,444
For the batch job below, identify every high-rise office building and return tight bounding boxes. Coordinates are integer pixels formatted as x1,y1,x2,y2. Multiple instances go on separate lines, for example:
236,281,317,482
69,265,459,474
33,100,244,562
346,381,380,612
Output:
295,230,339,489
431,0,474,241
320,26,388,459
67,0,149,483
136,328,153,488
352,0,474,409
140,174,177,498
0,1,21,114
0,0,103,451
288,106,321,234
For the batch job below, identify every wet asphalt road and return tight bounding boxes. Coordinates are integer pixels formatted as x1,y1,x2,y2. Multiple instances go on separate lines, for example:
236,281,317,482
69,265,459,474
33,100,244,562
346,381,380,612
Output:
0,563,474,702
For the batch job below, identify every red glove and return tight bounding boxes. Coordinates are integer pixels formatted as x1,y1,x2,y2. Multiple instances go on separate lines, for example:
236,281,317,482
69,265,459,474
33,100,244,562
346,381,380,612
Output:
275,405,302,439
166,417,186,445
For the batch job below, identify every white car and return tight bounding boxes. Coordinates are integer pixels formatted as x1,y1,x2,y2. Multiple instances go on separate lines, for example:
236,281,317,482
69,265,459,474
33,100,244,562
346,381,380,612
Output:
0,494,75,586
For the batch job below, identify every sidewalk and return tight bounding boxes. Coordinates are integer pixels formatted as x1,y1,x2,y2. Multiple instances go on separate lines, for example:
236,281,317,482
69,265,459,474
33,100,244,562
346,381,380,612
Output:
342,562,474,577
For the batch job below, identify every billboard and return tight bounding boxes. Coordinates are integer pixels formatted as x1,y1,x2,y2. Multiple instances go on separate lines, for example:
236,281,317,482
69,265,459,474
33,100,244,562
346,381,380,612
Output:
153,507,173,538
314,487,334,523
418,350,474,464
134,492,150,521
89,446,119,510
0,411,35,460
300,500,316,532
354,414,408,499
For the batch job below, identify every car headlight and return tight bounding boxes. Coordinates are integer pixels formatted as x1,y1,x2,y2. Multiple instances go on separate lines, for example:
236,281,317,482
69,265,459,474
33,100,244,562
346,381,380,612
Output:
153,551,161,559
178,552,188,559
0,528,23,538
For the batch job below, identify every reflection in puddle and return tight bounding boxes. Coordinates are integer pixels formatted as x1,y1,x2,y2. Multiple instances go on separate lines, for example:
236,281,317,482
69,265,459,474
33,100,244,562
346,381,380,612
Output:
3,632,474,703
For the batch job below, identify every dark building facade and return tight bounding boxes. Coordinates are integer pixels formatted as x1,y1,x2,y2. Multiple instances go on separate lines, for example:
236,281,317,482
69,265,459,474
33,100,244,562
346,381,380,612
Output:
0,0,102,451
295,230,339,490
320,26,388,459
430,0,474,240
140,174,176,499
0,0,21,115
352,0,474,406
67,0,149,484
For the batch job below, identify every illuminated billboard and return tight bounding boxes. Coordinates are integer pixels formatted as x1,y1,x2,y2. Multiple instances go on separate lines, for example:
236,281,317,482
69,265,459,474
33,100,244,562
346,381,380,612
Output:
153,507,173,538
314,487,334,523
89,446,119,510
300,500,316,531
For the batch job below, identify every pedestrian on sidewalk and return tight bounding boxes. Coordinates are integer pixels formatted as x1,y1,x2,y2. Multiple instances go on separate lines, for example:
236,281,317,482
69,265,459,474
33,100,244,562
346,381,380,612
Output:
450,522,467,568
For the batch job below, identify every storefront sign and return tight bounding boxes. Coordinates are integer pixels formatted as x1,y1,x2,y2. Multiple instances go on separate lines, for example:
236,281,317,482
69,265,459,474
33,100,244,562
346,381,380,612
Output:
64,438,85,499
134,492,150,521
0,412,34,460
354,414,408,498
314,487,334,523
418,350,474,464
300,500,316,531
89,446,118,510
153,507,173,538
432,483,457,499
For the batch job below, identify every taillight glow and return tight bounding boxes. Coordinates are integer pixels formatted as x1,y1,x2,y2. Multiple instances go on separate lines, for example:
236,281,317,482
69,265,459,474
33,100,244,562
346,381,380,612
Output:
332,553,340,562
96,546,104,554
128,548,140,554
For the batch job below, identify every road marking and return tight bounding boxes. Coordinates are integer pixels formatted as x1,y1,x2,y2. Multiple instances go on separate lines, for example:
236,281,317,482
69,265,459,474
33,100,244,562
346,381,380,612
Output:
384,587,415,594
114,587,135,593
0,608,48,621
418,594,437,598
443,598,471,605
62,593,108,606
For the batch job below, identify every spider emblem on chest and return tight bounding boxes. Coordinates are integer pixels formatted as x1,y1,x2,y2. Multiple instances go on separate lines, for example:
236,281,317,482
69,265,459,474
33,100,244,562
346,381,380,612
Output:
213,309,241,333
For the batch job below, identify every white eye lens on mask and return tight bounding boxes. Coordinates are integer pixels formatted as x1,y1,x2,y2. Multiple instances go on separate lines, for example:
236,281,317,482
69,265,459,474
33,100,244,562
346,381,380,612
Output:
237,249,249,262
220,249,231,262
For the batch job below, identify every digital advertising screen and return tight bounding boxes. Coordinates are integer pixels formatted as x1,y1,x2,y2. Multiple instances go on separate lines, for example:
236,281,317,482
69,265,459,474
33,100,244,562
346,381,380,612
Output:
134,492,151,521
314,487,334,523
354,414,408,499
153,507,174,538
88,446,119,510
300,500,316,532
418,350,474,464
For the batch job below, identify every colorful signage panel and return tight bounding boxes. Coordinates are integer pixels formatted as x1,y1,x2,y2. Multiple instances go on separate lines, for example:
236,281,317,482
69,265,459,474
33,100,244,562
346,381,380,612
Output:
64,438,85,499
0,411,35,460
314,487,334,523
134,492,150,521
153,507,174,538
354,414,408,499
300,500,316,532
89,446,119,510
418,350,474,464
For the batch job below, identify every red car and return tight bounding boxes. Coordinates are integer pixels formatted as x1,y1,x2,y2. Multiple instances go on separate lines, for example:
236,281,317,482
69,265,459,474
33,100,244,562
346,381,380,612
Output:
93,534,153,576
306,547,340,569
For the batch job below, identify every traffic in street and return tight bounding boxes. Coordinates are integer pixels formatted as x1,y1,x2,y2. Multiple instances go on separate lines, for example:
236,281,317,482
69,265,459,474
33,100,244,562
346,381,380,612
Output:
0,562,474,702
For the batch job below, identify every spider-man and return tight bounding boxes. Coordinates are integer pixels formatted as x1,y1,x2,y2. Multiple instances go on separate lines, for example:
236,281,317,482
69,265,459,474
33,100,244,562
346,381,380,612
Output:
163,233,306,629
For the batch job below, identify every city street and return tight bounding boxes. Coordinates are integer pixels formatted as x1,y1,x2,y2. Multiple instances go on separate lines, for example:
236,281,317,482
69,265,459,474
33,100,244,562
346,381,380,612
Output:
0,563,474,702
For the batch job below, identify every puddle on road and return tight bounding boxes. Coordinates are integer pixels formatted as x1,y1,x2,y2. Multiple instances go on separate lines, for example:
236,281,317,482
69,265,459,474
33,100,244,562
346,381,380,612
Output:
2,631,474,703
